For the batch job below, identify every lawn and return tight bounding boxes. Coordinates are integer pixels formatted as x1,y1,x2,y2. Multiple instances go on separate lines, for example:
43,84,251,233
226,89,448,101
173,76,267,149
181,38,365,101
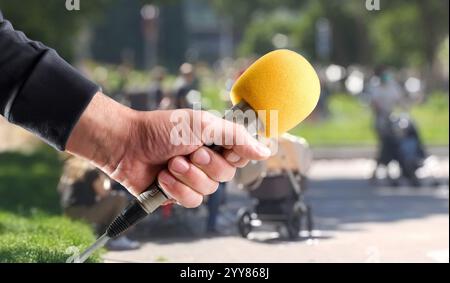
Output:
0,148,101,263
290,92,449,146
198,77,449,147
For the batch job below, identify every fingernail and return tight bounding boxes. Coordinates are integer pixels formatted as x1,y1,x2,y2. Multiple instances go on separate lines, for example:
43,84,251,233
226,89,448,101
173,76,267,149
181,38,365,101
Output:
171,157,190,174
226,152,240,163
162,199,176,206
159,171,176,185
255,143,271,157
192,148,211,165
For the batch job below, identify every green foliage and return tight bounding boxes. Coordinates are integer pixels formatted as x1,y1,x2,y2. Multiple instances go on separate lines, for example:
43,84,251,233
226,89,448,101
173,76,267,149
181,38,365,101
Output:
437,37,449,70
0,147,62,214
370,5,424,67
212,0,449,69
234,0,372,65
210,0,307,29
238,10,299,56
2,0,447,69
0,0,114,60
0,148,101,262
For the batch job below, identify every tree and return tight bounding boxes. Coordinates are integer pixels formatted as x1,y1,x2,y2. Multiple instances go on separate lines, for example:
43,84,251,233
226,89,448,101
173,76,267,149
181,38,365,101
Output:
0,0,115,61
231,0,372,65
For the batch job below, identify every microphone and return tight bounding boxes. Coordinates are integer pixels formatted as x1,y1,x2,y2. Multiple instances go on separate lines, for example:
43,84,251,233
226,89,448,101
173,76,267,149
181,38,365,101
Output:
74,49,320,262
230,49,320,135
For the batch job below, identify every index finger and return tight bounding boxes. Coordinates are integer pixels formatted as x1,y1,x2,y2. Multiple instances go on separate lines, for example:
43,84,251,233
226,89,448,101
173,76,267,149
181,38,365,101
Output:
198,111,271,161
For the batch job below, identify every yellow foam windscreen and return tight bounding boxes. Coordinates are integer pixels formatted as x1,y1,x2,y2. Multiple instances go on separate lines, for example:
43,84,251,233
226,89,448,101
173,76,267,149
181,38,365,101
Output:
230,49,320,137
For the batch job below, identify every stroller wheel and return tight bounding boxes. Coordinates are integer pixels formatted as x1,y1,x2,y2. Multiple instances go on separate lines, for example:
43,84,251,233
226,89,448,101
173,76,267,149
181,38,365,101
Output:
237,209,252,238
287,203,302,239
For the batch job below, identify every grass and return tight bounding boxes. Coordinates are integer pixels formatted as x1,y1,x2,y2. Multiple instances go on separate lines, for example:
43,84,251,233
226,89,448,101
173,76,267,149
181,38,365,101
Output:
0,147,101,263
0,212,99,263
291,94,376,145
410,93,449,146
291,92,449,146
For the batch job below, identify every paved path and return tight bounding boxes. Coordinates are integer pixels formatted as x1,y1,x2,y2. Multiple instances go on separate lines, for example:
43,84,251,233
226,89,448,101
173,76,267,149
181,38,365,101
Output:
105,158,449,263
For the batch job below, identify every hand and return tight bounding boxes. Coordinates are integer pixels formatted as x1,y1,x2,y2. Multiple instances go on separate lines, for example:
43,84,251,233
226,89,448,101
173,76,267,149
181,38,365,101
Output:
66,93,271,208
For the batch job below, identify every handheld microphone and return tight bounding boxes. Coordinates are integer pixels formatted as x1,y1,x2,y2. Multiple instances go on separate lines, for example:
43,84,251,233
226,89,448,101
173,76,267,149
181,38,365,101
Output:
74,49,320,263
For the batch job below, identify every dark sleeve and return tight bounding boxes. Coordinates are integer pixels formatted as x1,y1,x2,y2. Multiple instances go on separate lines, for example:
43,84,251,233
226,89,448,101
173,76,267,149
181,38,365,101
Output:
0,12,100,150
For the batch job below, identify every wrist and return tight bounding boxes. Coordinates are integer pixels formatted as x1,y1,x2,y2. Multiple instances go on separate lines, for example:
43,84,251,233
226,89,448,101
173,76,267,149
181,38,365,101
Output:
66,92,137,173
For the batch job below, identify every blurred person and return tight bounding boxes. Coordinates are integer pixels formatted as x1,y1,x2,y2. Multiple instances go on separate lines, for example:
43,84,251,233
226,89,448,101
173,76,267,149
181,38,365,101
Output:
366,66,406,147
115,61,132,97
367,66,406,134
0,13,270,214
173,63,198,109
205,182,227,235
308,77,330,121
366,66,425,185
148,66,166,110
367,66,404,182
58,157,140,250
316,67,331,119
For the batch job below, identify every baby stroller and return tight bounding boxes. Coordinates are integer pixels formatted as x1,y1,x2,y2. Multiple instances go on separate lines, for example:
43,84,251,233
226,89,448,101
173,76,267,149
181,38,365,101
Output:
234,134,313,239
372,113,430,186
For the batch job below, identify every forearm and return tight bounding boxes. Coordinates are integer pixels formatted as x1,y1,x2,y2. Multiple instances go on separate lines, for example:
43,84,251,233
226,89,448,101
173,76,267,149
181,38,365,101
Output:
66,92,137,173
0,14,99,149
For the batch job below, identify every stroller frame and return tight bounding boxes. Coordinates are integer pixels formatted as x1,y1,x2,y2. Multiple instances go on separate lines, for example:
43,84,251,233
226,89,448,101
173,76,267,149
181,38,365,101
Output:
237,168,314,240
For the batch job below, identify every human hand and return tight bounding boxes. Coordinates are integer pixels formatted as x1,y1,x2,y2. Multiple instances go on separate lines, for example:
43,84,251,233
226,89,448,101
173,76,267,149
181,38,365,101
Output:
66,93,271,207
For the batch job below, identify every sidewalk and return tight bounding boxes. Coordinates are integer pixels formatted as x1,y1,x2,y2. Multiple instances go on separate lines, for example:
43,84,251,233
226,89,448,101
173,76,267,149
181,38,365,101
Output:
313,146,449,160
105,158,449,263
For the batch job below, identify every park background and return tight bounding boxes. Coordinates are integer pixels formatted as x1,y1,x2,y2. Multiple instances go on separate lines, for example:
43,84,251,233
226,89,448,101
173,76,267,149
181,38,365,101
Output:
0,0,448,262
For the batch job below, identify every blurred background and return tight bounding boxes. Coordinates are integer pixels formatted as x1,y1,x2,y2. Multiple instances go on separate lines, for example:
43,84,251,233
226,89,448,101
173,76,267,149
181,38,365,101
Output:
0,0,448,263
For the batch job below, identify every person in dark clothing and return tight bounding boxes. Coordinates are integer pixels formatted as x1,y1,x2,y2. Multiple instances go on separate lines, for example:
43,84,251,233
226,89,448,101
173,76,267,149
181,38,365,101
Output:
0,12,270,212
205,182,226,234
148,66,166,110
58,157,139,250
173,63,198,109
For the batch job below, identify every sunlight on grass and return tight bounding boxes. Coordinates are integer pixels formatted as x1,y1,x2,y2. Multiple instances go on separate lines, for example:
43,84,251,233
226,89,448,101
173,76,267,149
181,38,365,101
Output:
291,93,449,146
0,212,101,263
0,148,102,262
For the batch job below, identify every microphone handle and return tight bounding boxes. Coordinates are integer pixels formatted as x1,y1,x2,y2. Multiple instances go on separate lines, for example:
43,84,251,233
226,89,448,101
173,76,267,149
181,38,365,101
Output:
106,101,254,238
